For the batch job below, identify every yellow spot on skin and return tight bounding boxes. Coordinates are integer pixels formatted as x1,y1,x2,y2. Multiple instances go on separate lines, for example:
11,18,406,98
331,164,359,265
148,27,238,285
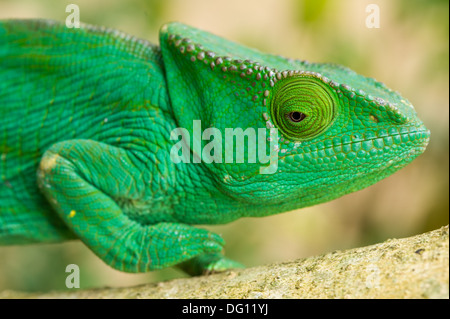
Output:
39,153,59,172
69,210,76,218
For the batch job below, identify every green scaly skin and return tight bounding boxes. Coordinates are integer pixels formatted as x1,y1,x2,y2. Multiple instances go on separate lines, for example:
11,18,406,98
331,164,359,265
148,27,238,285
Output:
0,20,430,275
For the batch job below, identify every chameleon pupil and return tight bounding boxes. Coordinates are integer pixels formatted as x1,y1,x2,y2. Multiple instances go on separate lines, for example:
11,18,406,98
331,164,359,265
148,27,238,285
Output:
288,111,305,122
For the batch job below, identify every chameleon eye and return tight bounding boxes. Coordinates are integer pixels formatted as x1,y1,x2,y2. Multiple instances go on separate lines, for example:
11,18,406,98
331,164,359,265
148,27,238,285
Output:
269,76,337,141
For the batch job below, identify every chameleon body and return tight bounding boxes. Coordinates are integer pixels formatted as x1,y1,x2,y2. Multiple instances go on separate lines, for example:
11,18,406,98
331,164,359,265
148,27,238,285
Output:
0,20,430,275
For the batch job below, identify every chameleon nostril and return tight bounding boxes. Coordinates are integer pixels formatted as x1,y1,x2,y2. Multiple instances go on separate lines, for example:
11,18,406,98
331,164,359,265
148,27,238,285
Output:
369,114,379,123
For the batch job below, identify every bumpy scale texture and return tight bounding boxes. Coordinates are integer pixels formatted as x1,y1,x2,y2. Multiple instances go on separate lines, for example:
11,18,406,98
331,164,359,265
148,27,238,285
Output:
0,20,430,275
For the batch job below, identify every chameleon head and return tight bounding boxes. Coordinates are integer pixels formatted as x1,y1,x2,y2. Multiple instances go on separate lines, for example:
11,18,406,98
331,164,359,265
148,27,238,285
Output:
160,23,430,215
260,69,430,209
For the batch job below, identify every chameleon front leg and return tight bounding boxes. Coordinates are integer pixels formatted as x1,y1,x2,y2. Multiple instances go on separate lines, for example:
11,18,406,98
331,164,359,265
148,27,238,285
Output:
36,139,225,273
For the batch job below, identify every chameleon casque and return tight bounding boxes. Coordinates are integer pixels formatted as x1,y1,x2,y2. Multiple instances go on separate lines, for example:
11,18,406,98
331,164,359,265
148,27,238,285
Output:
0,20,430,275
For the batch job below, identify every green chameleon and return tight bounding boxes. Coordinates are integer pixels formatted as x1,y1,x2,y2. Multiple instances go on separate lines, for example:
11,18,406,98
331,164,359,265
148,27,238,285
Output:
0,20,429,275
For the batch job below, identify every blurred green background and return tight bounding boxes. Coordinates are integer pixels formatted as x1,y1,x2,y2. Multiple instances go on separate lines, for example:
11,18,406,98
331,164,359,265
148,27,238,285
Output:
0,0,448,292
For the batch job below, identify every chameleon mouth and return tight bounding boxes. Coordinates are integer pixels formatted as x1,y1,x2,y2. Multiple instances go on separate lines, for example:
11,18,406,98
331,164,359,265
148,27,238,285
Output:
278,127,430,164
215,128,430,210
218,128,430,189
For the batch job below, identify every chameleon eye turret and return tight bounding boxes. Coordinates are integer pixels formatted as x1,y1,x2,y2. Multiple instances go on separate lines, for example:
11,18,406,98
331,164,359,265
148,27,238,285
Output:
269,76,337,141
